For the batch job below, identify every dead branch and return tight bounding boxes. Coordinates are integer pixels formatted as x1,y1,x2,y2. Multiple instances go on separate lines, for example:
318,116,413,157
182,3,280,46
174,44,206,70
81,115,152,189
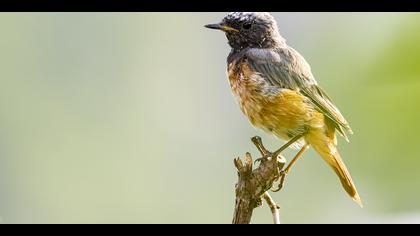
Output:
232,136,286,224
263,192,280,224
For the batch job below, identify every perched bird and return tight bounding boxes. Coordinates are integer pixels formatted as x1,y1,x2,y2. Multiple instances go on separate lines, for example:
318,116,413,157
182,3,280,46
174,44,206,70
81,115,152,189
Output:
205,12,362,206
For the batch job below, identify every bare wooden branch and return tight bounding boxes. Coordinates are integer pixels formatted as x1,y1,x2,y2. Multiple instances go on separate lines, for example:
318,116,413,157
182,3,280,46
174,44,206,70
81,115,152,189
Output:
232,136,286,224
263,192,280,224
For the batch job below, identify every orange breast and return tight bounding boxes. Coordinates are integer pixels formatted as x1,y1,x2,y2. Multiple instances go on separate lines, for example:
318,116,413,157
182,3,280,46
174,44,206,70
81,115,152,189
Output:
228,61,315,140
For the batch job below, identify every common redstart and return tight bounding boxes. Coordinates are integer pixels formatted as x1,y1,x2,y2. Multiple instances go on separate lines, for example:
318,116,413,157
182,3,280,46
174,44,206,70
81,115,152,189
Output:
205,12,362,207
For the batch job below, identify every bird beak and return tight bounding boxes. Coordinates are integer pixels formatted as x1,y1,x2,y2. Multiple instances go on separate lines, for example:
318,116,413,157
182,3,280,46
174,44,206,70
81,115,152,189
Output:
204,23,239,33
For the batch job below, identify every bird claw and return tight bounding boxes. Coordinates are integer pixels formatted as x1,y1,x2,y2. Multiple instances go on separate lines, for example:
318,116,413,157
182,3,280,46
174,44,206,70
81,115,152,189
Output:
271,170,287,192
254,155,269,164
271,186,281,192
254,157,263,164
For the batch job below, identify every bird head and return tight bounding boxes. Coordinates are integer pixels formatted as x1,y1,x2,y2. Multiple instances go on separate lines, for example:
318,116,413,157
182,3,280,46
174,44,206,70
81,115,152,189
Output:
205,12,285,50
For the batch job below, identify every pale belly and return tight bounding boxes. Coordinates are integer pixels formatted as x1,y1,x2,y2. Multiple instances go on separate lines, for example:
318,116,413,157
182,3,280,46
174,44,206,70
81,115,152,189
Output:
235,87,309,141
228,65,314,143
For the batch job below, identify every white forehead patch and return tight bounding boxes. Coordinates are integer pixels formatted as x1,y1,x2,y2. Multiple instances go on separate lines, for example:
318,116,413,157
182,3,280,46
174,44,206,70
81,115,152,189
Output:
227,12,252,21
227,12,273,22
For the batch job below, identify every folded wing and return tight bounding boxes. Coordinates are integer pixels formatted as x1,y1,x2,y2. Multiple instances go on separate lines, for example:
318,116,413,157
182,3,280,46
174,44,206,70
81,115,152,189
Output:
245,47,353,140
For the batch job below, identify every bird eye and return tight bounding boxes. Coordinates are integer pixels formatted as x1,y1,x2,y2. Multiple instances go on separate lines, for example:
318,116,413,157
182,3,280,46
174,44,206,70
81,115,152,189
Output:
242,22,252,30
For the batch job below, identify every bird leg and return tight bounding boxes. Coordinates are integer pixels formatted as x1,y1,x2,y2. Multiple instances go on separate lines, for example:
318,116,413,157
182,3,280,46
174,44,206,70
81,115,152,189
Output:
254,133,304,164
272,134,304,158
272,144,309,192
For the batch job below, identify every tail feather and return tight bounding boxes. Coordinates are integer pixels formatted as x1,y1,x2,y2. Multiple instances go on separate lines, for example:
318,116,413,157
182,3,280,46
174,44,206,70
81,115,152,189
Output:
327,150,363,207
306,130,363,207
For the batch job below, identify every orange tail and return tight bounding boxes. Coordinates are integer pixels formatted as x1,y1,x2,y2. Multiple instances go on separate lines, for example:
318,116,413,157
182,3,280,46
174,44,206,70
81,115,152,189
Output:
306,130,363,207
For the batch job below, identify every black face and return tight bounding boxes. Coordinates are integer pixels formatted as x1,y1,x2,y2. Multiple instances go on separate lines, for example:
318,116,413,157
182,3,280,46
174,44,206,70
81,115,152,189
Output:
205,12,284,50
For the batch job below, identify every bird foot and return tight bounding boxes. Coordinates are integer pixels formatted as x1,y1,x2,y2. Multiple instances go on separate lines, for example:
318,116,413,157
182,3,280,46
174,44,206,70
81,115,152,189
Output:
271,170,287,192
253,154,271,164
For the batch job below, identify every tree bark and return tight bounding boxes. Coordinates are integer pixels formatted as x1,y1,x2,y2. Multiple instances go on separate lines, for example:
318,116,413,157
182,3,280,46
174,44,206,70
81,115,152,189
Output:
232,136,286,224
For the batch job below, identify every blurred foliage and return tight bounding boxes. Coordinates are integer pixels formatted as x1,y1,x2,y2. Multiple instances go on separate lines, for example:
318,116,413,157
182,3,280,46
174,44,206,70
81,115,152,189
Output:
0,13,419,223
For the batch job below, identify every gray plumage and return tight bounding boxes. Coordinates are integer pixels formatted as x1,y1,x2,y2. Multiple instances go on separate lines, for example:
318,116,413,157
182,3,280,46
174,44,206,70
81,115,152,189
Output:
205,12,362,206
245,47,353,140
223,12,353,140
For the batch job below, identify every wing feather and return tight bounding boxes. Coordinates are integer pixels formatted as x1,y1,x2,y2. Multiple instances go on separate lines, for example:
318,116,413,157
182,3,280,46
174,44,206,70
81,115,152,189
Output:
245,47,353,139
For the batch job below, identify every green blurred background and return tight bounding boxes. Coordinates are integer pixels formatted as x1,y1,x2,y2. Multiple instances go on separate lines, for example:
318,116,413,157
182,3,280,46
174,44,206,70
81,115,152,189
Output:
0,12,419,224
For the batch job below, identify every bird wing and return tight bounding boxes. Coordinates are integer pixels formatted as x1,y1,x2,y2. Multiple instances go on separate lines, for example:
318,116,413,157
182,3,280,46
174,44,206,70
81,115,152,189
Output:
245,47,353,140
